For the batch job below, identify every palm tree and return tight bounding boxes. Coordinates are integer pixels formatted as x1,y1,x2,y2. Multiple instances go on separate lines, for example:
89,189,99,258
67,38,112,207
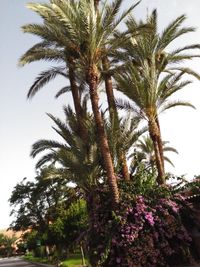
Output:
22,0,139,205
73,0,138,202
116,10,200,184
105,114,146,178
102,55,133,181
19,7,88,140
31,105,103,193
30,106,104,253
94,0,140,181
135,135,178,171
2,235,18,257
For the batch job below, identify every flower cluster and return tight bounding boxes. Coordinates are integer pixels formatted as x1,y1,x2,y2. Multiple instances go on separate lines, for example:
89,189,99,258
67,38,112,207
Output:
87,188,198,267
108,195,196,267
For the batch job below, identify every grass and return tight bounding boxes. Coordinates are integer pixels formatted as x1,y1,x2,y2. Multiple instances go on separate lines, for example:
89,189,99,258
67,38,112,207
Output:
61,254,88,267
23,254,50,264
23,253,88,267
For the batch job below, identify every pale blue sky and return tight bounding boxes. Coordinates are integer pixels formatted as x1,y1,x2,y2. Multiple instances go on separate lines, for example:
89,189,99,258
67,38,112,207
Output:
1,0,200,228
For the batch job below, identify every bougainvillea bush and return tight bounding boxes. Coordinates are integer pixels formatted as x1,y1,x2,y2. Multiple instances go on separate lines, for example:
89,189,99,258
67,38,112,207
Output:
87,179,200,267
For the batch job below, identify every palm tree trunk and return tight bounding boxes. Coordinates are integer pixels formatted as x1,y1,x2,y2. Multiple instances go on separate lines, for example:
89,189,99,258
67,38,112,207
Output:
102,57,130,181
120,153,130,181
102,57,118,122
149,119,165,184
68,58,88,140
94,0,100,12
86,65,119,206
155,116,165,172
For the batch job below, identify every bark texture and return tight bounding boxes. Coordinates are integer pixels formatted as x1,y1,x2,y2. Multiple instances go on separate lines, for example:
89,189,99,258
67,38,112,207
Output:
68,58,88,141
155,116,165,172
102,57,130,181
149,119,165,184
86,65,119,206
94,0,100,12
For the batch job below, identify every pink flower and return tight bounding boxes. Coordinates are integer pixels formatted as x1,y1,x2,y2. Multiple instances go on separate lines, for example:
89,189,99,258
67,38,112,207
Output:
116,257,121,263
144,212,154,226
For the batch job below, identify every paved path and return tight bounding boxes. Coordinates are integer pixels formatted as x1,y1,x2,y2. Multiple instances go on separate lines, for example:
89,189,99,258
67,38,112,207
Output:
0,257,54,267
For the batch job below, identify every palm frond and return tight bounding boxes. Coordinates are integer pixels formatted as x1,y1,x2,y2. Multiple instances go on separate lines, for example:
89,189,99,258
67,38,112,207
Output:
171,67,200,80
26,2,53,20
170,44,200,55
163,146,178,154
47,113,78,147
110,1,141,32
159,80,192,102
163,156,175,167
22,23,65,45
115,98,143,118
19,46,64,66
157,14,194,50
35,152,57,169
31,139,67,158
167,54,200,65
27,66,67,99
159,100,195,113
55,86,71,98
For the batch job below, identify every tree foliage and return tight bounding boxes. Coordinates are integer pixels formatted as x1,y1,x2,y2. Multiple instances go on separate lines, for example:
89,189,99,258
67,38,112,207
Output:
13,0,200,266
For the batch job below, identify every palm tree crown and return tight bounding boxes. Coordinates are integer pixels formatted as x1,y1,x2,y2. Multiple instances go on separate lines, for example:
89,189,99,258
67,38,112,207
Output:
116,10,200,183
31,106,103,193
135,135,178,169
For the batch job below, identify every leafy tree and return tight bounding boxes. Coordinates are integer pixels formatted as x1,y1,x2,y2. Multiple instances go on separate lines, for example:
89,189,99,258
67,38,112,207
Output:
46,200,88,255
9,173,75,232
10,173,88,258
